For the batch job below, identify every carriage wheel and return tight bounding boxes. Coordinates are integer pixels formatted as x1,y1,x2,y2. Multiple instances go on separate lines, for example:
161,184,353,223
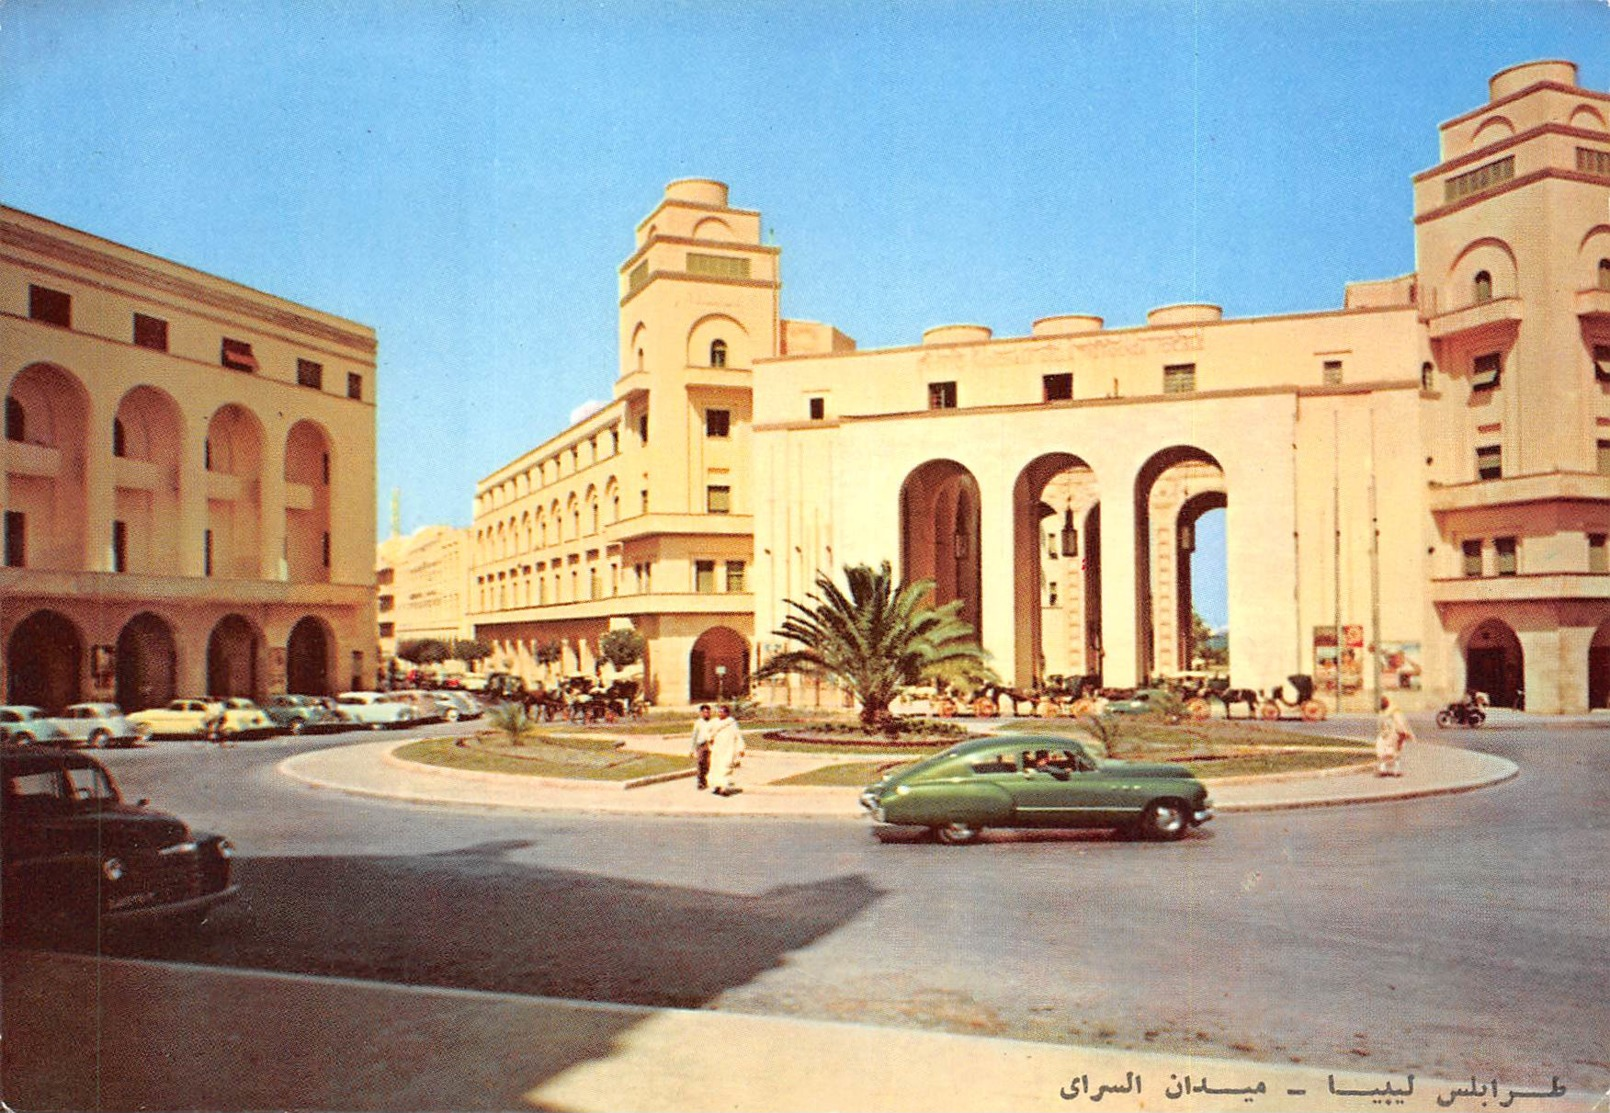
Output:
1185,698,1211,722
1300,699,1327,722
1258,701,1281,721
973,698,995,717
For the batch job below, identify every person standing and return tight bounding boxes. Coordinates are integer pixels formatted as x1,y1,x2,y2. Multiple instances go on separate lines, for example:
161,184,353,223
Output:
689,703,717,790
708,704,746,796
1376,696,1412,777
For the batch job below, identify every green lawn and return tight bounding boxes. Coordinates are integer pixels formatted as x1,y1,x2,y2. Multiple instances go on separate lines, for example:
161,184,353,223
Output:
394,736,692,781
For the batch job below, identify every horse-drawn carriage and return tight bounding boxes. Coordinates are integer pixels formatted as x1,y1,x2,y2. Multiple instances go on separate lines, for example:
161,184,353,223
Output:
1179,674,1327,722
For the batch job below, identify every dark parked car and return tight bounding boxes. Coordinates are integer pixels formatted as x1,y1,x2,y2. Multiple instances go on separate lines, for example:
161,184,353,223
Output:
859,735,1213,845
1,747,237,934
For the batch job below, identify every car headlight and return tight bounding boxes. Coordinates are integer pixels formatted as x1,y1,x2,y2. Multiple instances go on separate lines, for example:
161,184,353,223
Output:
895,784,910,795
102,858,126,882
215,838,234,859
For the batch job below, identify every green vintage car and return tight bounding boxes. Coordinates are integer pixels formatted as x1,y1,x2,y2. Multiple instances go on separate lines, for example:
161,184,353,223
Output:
859,735,1212,845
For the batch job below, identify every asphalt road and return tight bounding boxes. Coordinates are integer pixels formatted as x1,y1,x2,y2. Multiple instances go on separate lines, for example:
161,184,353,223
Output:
12,719,1610,1093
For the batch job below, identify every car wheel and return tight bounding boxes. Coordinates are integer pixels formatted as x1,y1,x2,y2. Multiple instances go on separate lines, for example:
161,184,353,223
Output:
1258,702,1281,721
444,708,460,722
11,731,34,746
1137,800,1189,841
1435,709,1454,729
933,821,982,846
1299,700,1327,722
1469,711,1485,728
88,728,111,748
289,719,305,735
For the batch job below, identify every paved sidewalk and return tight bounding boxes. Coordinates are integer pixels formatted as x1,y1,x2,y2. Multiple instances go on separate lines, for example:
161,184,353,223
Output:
279,725,1518,819
11,950,1598,1113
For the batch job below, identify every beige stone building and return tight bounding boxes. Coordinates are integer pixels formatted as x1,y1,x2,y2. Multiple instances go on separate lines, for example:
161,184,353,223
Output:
1,207,377,710
754,60,1610,714
471,180,816,702
471,60,1609,714
376,524,473,665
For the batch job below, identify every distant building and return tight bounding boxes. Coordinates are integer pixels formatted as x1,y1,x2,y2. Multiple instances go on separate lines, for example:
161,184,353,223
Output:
472,60,1610,713
471,180,814,701
1,207,378,709
376,524,473,666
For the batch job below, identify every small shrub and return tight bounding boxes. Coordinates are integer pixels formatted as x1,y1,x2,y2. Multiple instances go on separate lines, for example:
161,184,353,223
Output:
486,702,542,747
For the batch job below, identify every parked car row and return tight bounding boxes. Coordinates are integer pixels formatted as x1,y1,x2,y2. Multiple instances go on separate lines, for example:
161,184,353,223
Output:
0,703,146,747
0,689,483,747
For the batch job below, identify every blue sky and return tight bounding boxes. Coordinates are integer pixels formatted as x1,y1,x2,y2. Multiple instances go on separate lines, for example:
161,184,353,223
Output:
4,1,1607,627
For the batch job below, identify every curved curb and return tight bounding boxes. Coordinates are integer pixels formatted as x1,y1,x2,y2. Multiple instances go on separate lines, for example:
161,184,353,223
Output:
278,738,1520,820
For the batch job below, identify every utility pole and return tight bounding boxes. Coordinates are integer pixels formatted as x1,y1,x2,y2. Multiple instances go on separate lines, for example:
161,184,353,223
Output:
1333,410,1343,715
1369,411,1382,714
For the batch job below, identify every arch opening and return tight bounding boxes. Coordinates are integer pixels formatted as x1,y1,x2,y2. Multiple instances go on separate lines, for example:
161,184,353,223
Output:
287,616,333,696
1012,453,1099,688
689,626,748,702
7,609,83,710
1463,618,1524,708
1134,447,1228,684
900,460,982,638
116,612,178,712
207,614,262,699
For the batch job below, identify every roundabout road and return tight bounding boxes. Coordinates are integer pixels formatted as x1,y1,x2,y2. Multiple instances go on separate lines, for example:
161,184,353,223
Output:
27,719,1610,1094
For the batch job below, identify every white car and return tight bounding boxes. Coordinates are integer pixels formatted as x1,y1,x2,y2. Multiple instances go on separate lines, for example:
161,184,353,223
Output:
430,690,483,722
127,698,276,740
127,699,224,738
49,703,147,748
0,706,73,746
334,691,417,729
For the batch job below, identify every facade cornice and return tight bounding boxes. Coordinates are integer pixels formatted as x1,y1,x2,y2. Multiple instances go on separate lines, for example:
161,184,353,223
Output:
1,211,376,356
754,305,1419,368
475,400,630,490
1437,80,1610,133
619,269,780,309
751,379,1420,431
1413,167,1610,225
1,312,379,403
1413,121,1610,182
618,235,780,275
633,197,762,235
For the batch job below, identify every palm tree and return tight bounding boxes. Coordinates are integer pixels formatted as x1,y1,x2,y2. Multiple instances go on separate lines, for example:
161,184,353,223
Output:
758,562,989,728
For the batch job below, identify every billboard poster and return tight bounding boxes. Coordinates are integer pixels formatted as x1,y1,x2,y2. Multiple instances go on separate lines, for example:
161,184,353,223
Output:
1314,625,1365,693
1378,641,1424,690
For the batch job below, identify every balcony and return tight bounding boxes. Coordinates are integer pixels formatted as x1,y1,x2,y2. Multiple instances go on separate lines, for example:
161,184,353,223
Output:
607,512,753,544
1431,572,1610,607
1576,287,1610,321
473,591,753,627
4,440,63,479
1423,295,1523,341
1429,472,1610,513
0,566,374,607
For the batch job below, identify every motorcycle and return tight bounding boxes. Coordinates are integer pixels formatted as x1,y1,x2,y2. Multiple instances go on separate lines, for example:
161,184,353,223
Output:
1435,699,1486,728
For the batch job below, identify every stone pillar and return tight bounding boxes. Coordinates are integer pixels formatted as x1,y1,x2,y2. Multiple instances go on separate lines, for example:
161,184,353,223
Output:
1097,472,1140,688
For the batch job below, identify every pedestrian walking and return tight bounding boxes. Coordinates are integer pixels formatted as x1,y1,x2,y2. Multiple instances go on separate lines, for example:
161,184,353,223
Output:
708,704,746,796
689,703,717,790
1376,695,1412,777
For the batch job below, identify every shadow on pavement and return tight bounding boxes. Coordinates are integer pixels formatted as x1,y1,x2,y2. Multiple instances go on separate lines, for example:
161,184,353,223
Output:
4,840,883,1110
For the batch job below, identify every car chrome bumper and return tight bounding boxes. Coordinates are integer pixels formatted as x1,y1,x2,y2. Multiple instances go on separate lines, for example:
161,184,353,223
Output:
104,884,240,924
1194,805,1214,825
